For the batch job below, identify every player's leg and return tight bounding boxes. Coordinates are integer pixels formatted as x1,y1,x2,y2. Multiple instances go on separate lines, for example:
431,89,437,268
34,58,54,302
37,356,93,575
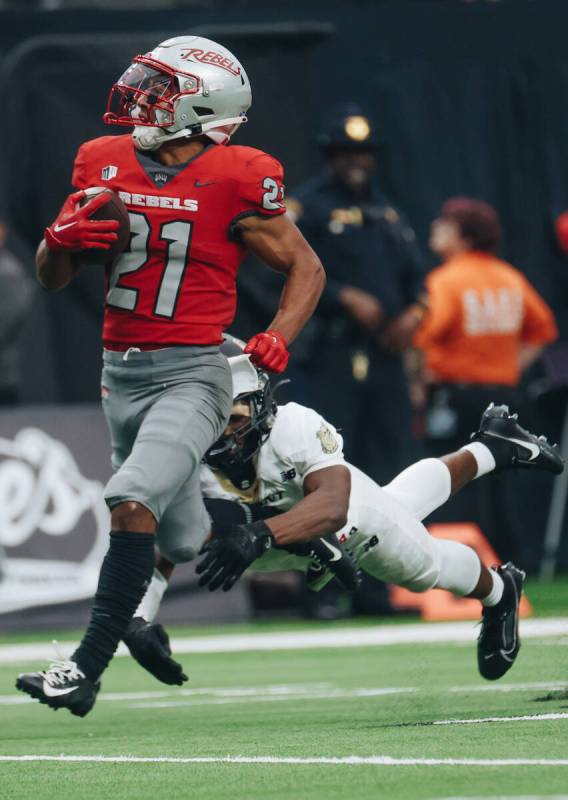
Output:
16,347,232,714
350,471,523,680
122,473,213,687
98,354,231,678
15,360,159,715
383,403,563,521
124,498,288,685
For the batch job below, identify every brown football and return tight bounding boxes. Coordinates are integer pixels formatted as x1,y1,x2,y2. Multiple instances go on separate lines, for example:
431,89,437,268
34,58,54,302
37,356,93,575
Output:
78,187,130,266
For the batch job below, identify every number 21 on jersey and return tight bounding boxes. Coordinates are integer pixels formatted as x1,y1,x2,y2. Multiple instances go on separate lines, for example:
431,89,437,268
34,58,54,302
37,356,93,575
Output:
107,211,192,319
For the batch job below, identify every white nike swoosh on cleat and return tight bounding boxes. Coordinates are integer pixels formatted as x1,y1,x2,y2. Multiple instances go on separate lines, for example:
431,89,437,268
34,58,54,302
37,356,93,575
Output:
319,540,343,562
485,432,541,460
43,682,79,697
53,221,78,233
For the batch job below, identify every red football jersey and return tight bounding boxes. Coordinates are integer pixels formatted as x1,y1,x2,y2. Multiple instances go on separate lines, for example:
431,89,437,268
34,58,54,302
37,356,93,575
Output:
72,134,286,347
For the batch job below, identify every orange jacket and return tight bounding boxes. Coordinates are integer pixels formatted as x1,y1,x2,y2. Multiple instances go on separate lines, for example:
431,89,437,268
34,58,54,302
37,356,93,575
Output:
414,252,558,386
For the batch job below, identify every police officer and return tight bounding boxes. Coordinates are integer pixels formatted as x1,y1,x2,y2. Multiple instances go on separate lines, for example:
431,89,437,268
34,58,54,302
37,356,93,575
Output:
287,104,426,483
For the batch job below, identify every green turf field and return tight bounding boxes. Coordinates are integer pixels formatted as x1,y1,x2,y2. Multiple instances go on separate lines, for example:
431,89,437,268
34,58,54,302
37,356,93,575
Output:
0,580,567,799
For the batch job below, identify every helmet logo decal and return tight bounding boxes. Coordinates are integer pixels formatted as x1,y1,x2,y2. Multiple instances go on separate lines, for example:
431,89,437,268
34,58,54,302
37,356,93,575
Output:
180,48,241,77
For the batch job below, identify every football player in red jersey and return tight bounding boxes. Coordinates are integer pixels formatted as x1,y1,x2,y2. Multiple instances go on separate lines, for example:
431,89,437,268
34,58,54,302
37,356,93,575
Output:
17,36,325,717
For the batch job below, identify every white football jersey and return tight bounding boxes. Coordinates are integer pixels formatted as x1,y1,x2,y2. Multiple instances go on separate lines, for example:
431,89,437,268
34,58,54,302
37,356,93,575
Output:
201,401,443,590
201,402,358,539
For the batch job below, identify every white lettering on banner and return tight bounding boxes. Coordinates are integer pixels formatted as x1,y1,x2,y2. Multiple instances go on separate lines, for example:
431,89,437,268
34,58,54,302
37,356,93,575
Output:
118,191,199,212
0,429,109,614
462,288,523,335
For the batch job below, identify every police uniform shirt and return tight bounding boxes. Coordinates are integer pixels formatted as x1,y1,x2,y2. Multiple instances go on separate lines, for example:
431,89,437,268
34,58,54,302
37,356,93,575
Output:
289,173,424,320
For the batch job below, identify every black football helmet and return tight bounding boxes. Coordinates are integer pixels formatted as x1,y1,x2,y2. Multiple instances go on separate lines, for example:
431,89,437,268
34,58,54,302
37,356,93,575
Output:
204,334,282,489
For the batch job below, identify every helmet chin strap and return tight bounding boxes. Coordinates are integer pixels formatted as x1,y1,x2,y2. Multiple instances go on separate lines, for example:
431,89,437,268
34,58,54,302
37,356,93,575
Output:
132,116,247,152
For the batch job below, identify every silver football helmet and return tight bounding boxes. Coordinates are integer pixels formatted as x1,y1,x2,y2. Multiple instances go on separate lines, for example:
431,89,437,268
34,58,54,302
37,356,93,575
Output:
104,35,252,151
204,335,278,490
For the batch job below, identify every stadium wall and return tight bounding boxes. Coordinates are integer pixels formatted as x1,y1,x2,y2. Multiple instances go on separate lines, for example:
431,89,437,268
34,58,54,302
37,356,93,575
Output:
0,405,251,631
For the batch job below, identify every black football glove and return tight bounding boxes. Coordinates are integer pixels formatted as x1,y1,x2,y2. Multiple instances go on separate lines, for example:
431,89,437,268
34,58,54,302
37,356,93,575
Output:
281,534,360,592
196,520,274,592
123,617,188,686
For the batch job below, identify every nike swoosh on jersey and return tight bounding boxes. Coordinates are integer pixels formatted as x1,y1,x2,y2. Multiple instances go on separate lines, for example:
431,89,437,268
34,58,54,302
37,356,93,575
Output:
486,432,540,460
53,221,78,233
319,540,343,562
42,681,80,697
194,180,216,187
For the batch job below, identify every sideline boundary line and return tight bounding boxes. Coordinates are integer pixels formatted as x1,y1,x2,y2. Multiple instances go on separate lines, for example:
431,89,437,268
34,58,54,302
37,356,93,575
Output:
1,681,567,708
433,712,568,725
1,618,568,664
0,754,568,766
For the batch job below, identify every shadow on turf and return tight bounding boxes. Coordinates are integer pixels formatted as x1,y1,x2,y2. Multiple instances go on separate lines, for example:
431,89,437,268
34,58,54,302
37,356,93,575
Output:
533,689,568,704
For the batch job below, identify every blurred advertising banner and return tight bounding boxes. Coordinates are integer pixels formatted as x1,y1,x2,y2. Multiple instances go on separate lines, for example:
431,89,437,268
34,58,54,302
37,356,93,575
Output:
0,407,111,618
0,406,250,630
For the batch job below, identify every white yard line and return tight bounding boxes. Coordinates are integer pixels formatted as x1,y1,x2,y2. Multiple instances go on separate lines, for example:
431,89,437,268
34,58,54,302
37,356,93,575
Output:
0,754,568,766
1,618,568,664
2,678,566,708
128,687,415,710
448,680,568,693
433,712,568,725
0,683,414,707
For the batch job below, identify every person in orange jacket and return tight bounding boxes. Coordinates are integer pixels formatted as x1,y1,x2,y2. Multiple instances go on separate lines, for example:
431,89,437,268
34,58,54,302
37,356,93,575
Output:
413,197,558,564
415,198,557,394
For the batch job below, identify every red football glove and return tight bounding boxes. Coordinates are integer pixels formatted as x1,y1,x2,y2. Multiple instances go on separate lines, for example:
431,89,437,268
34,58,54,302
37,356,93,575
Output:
44,190,120,253
244,330,290,373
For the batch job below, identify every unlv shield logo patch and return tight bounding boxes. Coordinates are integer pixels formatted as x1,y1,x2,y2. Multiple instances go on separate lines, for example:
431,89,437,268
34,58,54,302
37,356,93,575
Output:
101,165,118,181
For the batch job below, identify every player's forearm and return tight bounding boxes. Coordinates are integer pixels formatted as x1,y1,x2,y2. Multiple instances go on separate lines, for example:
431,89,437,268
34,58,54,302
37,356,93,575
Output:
268,255,325,345
265,491,347,546
36,240,78,291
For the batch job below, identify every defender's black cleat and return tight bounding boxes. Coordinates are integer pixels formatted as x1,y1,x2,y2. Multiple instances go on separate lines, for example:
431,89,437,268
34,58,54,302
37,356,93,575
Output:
16,659,100,717
472,403,564,474
477,562,525,680
123,617,188,686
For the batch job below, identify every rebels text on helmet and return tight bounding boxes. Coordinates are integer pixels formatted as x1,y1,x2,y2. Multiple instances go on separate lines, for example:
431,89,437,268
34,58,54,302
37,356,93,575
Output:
179,48,241,77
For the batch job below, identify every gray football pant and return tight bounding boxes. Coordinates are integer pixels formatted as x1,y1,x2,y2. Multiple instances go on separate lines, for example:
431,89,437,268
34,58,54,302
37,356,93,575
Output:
101,346,232,562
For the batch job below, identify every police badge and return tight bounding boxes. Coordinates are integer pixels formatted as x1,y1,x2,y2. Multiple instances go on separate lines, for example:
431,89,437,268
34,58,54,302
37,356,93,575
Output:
316,422,339,454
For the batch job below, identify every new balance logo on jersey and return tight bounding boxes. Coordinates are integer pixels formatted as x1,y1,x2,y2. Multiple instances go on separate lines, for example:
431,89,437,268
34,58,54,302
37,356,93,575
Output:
117,191,199,212
280,468,296,482
101,165,118,181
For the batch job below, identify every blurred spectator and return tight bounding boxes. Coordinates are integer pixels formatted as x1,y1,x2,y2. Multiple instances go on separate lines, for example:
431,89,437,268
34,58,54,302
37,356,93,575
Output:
413,197,558,562
0,219,35,404
286,103,426,484
414,198,557,429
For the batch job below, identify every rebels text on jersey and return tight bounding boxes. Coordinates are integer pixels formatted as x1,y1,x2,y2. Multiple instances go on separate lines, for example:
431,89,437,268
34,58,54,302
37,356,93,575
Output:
72,134,286,348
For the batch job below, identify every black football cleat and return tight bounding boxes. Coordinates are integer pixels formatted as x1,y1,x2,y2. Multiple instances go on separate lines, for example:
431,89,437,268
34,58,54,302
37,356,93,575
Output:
16,659,100,717
123,617,188,686
472,403,564,474
477,562,525,680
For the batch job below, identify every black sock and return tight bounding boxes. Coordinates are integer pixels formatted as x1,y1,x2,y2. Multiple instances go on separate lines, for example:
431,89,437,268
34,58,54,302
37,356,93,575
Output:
72,531,155,683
